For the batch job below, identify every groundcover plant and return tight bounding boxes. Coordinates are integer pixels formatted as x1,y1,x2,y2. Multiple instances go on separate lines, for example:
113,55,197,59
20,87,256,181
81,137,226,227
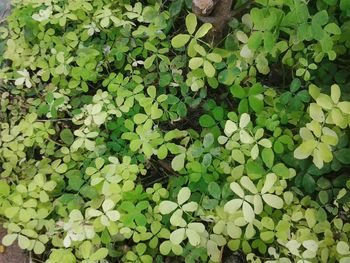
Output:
0,0,350,262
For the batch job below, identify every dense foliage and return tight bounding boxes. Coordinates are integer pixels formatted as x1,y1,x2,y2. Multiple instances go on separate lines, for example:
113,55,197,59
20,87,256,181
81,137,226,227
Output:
1,0,350,262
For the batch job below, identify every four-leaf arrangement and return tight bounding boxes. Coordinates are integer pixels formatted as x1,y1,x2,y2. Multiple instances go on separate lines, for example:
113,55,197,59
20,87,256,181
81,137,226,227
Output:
0,0,350,263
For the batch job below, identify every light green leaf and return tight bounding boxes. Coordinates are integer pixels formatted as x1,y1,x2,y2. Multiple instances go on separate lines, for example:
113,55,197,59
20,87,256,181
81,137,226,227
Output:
2,234,17,246
303,240,318,252
170,228,186,244
224,120,237,136
242,202,255,223
294,140,318,159
186,13,197,35
102,199,114,212
207,53,222,63
240,130,254,144
18,235,30,249
240,176,258,194
231,149,245,164
337,241,350,255
251,144,259,160
189,57,204,69
134,113,148,124
186,228,200,246
172,34,191,48
258,138,272,148
33,241,45,254
230,182,244,198
239,113,250,128
90,248,109,260
309,103,325,122
171,153,186,171
170,210,187,227
262,194,283,209
316,94,333,110
106,210,120,221
261,173,277,194
338,101,350,114
203,60,215,78
262,148,274,168
182,202,198,212
159,201,178,214
224,199,243,214
178,187,191,205
195,23,213,38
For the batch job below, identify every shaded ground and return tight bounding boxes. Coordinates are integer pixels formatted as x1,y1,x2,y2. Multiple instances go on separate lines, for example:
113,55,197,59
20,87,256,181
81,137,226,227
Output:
0,227,28,263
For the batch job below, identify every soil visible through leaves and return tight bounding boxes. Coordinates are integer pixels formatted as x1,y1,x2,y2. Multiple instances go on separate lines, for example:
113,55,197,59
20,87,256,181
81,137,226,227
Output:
0,227,28,263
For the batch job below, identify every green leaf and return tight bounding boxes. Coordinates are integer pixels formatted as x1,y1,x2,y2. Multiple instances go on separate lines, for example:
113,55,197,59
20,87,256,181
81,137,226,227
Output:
172,34,191,48
199,114,216,127
246,161,265,180
248,31,262,51
262,148,274,168
60,129,74,145
90,248,109,260
34,241,45,254
230,84,246,99
260,231,274,242
324,23,341,35
0,181,10,196
249,94,264,113
160,241,172,255
232,149,245,165
272,163,290,178
208,182,221,199
186,13,197,35
68,175,84,191
290,78,301,92
340,0,350,12
313,10,329,26
207,53,222,63
334,149,350,164
302,174,316,193
134,113,148,124
218,68,238,86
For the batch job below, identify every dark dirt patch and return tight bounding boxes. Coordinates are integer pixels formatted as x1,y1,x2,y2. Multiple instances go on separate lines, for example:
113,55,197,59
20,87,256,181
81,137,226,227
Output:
0,227,28,263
